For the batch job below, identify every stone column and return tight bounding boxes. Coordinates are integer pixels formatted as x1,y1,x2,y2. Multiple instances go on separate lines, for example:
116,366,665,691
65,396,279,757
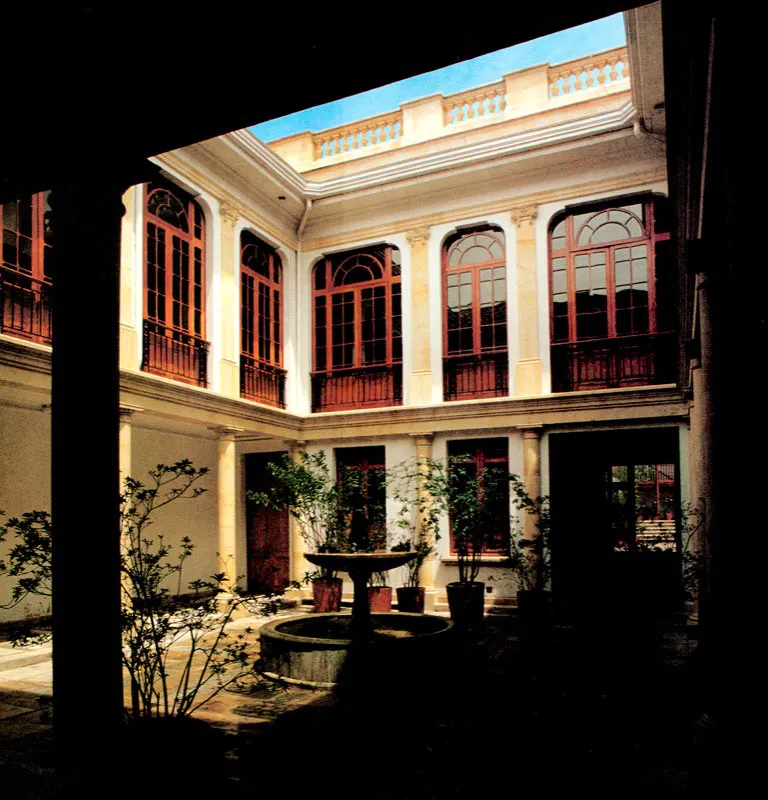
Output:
520,426,544,582
406,227,433,405
511,205,543,396
411,433,438,611
287,440,310,594
212,425,243,592
219,202,240,398
118,404,143,490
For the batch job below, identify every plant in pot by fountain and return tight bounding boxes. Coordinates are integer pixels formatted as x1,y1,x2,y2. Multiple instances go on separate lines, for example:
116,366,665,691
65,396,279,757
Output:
367,570,393,612
248,450,353,613
418,455,505,626
506,474,552,625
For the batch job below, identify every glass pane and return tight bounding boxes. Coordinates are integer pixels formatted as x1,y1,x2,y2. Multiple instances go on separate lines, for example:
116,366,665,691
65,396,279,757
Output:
552,271,567,294
615,261,631,286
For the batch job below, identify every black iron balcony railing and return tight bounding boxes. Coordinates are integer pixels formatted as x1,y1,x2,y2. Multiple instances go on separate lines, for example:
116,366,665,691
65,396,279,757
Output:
311,363,402,412
141,319,209,387
551,332,677,393
0,267,52,345
443,352,509,402
240,355,286,408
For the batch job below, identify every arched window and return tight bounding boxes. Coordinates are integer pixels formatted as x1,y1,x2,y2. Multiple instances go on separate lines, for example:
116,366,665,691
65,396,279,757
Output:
240,231,285,408
442,225,508,401
312,244,402,412
142,180,208,386
549,194,675,391
1,191,52,344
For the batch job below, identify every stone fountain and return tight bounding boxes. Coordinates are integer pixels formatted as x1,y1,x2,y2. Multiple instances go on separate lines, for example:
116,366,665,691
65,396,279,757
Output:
258,551,454,686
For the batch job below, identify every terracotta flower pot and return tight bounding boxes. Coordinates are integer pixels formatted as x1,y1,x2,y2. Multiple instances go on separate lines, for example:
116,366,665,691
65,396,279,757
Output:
396,586,425,613
446,581,485,626
312,576,342,612
367,586,393,612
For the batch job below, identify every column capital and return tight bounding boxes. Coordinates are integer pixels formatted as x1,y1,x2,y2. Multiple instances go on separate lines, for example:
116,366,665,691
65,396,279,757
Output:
510,204,538,226
119,403,144,419
219,201,239,226
409,432,434,447
406,226,431,246
210,425,244,440
518,424,544,439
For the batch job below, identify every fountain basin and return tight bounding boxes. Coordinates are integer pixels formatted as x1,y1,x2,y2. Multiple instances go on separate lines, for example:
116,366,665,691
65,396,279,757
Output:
259,612,454,687
305,551,417,574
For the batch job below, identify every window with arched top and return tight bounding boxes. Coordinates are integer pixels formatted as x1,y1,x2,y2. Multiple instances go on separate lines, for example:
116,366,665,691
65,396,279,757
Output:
240,231,285,408
142,180,208,386
549,194,675,392
1,191,52,344
442,225,508,401
312,244,402,412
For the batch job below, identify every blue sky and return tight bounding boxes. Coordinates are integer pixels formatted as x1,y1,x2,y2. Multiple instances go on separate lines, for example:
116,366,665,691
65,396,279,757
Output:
250,13,626,143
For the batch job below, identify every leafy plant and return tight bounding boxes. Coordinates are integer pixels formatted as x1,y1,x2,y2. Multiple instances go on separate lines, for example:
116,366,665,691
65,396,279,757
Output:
680,503,705,603
1,460,284,719
505,475,552,592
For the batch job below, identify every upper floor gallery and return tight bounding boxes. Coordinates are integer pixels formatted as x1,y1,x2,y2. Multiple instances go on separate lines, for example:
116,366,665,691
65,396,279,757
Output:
0,43,674,418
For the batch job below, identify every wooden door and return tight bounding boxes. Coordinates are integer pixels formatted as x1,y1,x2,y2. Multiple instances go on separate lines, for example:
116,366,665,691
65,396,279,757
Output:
245,453,290,594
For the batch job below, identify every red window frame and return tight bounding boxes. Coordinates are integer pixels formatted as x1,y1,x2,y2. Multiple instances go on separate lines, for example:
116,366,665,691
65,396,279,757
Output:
143,180,208,385
442,226,508,401
312,244,402,411
447,438,510,555
548,195,671,345
1,191,53,344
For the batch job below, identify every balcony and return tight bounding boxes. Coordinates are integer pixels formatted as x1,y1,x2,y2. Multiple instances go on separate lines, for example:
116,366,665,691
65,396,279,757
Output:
141,319,209,387
0,267,52,345
240,355,286,409
443,353,509,402
311,364,402,412
551,332,677,393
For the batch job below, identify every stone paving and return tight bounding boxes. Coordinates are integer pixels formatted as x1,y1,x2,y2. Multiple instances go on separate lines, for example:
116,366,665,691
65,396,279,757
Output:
0,604,702,798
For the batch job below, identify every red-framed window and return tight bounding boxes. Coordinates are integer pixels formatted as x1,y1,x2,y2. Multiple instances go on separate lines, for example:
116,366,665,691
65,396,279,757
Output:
447,438,510,554
312,244,402,412
241,231,285,408
442,226,508,401
142,180,209,386
549,194,675,392
336,446,387,551
1,191,53,344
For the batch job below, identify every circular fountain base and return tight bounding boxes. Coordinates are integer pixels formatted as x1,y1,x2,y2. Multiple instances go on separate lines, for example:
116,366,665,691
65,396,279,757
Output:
259,612,454,687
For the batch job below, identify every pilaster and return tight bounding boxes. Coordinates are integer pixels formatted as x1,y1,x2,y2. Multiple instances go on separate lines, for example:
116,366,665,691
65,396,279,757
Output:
406,227,433,405
411,433,437,611
510,205,543,396
218,203,240,399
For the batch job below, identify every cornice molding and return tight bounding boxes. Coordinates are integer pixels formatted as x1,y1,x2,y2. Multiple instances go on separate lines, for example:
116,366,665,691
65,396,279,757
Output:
301,167,666,252
0,335,52,375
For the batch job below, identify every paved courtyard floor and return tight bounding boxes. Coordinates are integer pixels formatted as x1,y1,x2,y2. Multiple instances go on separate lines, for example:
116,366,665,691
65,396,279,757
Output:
0,603,707,798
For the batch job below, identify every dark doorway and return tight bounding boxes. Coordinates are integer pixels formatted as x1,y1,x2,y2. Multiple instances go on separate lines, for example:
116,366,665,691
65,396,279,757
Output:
245,452,290,594
549,428,682,615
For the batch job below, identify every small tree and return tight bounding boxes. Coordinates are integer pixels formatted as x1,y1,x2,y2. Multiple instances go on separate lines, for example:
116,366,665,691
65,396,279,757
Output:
505,475,552,592
1,460,281,718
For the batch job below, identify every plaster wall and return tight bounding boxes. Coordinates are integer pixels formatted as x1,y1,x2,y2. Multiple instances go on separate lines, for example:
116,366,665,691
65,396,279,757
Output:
0,407,52,622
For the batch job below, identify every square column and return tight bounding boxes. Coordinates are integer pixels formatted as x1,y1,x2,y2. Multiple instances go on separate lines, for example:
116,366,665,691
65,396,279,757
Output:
411,433,438,611
406,227,433,405
218,203,241,397
287,440,310,596
511,206,543,396
520,425,544,582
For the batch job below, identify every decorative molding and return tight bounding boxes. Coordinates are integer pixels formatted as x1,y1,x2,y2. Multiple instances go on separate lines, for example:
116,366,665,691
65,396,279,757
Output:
406,227,431,246
119,403,144,418
210,425,245,439
219,202,239,226
509,205,538,226
300,167,666,253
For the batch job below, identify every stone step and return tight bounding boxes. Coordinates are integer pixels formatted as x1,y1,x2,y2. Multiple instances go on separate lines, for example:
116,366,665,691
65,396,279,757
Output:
0,644,52,673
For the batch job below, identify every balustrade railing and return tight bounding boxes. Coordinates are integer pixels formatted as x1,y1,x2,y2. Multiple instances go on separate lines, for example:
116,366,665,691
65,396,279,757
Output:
0,267,52,344
551,332,676,393
142,319,209,387
313,111,403,159
443,80,506,125
548,46,628,97
240,355,286,408
311,364,402,412
443,352,509,402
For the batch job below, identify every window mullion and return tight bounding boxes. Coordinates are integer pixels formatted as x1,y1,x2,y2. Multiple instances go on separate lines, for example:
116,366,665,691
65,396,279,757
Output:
354,289,362,369
606,247,617,338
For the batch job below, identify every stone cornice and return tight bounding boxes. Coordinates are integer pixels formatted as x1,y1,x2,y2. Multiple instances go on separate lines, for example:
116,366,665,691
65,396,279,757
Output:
300,167,666,252
0,335,52,375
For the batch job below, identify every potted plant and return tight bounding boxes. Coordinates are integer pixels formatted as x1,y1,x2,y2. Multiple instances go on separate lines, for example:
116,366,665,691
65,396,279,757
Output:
506,475,552,626
367,570,393,612
420,455,504,627
392,539,431,613
248,450,351,613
